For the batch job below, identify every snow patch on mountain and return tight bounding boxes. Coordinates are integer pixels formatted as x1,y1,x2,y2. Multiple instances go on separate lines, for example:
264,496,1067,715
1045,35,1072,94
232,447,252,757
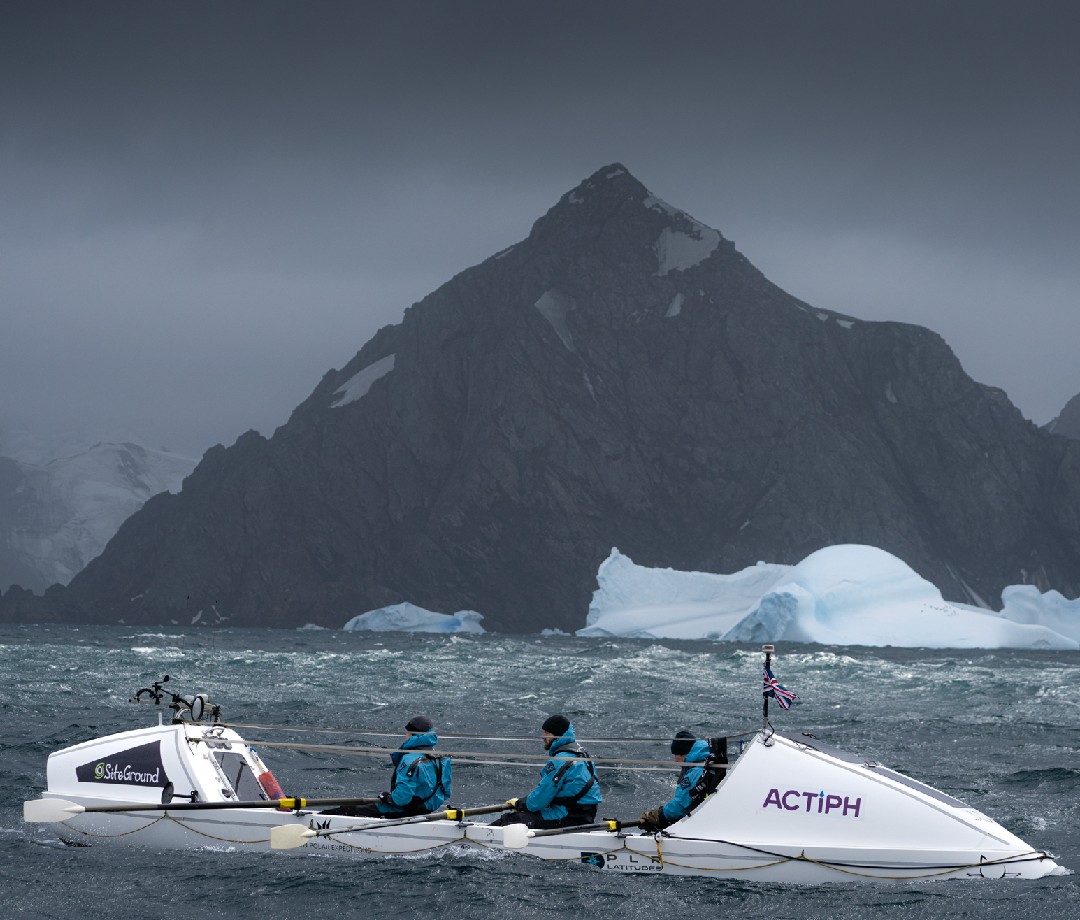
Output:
641,194,681,220
655,226,720,275
332,355,396,407
534,290,576,350
641,192,722,275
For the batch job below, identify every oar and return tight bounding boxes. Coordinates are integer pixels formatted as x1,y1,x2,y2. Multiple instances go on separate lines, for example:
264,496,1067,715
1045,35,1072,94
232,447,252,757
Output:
500,818,641,849
24,795,380,824
270,803,511,850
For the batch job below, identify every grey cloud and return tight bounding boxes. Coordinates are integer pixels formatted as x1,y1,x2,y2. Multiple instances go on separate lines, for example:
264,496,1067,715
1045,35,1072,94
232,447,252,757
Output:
2,1,1078,454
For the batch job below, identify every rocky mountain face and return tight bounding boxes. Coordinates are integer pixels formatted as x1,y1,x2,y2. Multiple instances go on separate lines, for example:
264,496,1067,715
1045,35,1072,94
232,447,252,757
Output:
1047,393,1080,440
3,164,1079,631
0,434,196,593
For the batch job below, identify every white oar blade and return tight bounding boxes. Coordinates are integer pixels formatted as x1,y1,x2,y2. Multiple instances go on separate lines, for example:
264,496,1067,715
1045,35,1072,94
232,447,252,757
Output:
24,798,84,823
270,823,318,850
499,823,532,850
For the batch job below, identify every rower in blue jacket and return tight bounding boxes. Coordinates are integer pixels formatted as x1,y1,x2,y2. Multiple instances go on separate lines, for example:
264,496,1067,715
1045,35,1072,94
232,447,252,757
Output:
639,730,710,830
322,715,451,818
495,714,602,829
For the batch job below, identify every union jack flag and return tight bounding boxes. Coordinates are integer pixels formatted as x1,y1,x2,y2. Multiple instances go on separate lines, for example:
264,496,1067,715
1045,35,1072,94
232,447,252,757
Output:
763,665,798,710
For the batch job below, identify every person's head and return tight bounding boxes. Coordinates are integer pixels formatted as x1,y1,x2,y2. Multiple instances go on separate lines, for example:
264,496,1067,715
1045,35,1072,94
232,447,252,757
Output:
541,713,571,749
670,730,695,763
405,715,434,737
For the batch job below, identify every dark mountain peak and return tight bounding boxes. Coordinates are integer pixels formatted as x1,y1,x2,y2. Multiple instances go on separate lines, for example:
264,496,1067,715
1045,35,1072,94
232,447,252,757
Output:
526,163,649,239
587,161,632,180
559,163,721,236
567,162,648,203
523,163,732,287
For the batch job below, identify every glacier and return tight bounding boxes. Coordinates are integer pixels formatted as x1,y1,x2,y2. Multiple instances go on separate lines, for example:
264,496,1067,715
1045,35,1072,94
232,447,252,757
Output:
577,545,1079,650
0,427,196,591
342,602,486,634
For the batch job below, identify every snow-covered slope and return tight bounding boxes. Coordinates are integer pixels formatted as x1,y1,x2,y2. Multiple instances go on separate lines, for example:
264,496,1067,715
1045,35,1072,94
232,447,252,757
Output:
578,545,1078,649
0,429,197,591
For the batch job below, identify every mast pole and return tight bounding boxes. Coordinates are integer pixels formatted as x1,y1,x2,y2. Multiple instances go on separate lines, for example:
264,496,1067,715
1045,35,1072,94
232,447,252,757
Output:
762,644,774,730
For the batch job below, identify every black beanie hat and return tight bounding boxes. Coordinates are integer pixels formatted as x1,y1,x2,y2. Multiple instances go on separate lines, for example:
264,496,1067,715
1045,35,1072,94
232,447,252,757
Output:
671,730,696,756
541,714,571,736
405,715,434,733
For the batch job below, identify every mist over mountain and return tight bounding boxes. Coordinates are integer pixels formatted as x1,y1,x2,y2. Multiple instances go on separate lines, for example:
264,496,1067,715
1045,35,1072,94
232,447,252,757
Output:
1047,393,1080,441
2,165,1078,631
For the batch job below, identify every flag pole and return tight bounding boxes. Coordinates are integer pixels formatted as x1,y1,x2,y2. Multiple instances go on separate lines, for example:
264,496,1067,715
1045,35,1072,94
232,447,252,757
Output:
762,644,774,731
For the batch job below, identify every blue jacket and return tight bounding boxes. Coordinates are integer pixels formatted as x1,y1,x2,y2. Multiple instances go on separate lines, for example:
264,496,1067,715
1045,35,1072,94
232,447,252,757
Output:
379,731,452,814
660,739,711,821
524,725,603,822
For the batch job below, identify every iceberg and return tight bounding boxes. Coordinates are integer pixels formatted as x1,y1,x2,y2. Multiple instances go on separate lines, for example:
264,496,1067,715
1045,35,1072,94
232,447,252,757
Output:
996,584,1080,644
342,602,485,635
577,545,1079,650
578,549,791,639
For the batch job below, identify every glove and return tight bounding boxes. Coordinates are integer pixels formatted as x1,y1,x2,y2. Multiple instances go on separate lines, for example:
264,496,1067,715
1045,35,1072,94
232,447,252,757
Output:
639,807,664,831
378,791,395,806
511,797,530,813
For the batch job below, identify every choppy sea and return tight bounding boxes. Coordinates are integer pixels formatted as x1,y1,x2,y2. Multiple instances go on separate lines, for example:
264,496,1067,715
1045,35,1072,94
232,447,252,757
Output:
2,624,1078,919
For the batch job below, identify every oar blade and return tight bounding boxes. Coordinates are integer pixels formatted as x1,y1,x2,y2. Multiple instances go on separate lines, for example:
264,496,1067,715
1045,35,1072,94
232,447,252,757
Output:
499,823,532,849
270,823,318,850
24,798,84,823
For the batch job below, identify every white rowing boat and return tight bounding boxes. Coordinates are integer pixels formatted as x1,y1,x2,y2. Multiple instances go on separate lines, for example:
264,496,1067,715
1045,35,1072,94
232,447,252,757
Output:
24,658,1066,883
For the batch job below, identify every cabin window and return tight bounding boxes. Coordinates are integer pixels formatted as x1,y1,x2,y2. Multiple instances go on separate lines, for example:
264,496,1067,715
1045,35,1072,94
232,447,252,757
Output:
213,751,266,800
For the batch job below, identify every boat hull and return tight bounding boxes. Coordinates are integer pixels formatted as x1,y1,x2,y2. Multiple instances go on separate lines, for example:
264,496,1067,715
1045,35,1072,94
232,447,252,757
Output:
49,804,1061,882
33,722,1064,882
513,829,1063,881
51,802,506,856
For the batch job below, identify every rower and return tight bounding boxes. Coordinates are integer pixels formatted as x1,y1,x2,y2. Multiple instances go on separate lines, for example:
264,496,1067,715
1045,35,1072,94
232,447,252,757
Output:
493,714,602,829
322,715,451,818
638,730,712,831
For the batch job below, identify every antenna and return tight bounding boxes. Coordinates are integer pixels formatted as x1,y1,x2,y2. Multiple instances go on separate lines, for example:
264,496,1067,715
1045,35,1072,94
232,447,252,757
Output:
130,675,220,724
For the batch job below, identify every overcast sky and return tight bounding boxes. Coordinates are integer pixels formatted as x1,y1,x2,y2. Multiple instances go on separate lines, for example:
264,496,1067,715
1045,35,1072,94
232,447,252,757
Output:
2,1,1077,457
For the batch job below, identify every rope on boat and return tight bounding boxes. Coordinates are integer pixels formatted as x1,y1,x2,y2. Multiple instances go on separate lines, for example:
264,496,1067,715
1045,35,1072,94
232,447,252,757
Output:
648,832,1052,879
60,814,270,846
58,815,167,839
216,720,755,746
60,813,501,856
235,737,713,771
531,831,1050,879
